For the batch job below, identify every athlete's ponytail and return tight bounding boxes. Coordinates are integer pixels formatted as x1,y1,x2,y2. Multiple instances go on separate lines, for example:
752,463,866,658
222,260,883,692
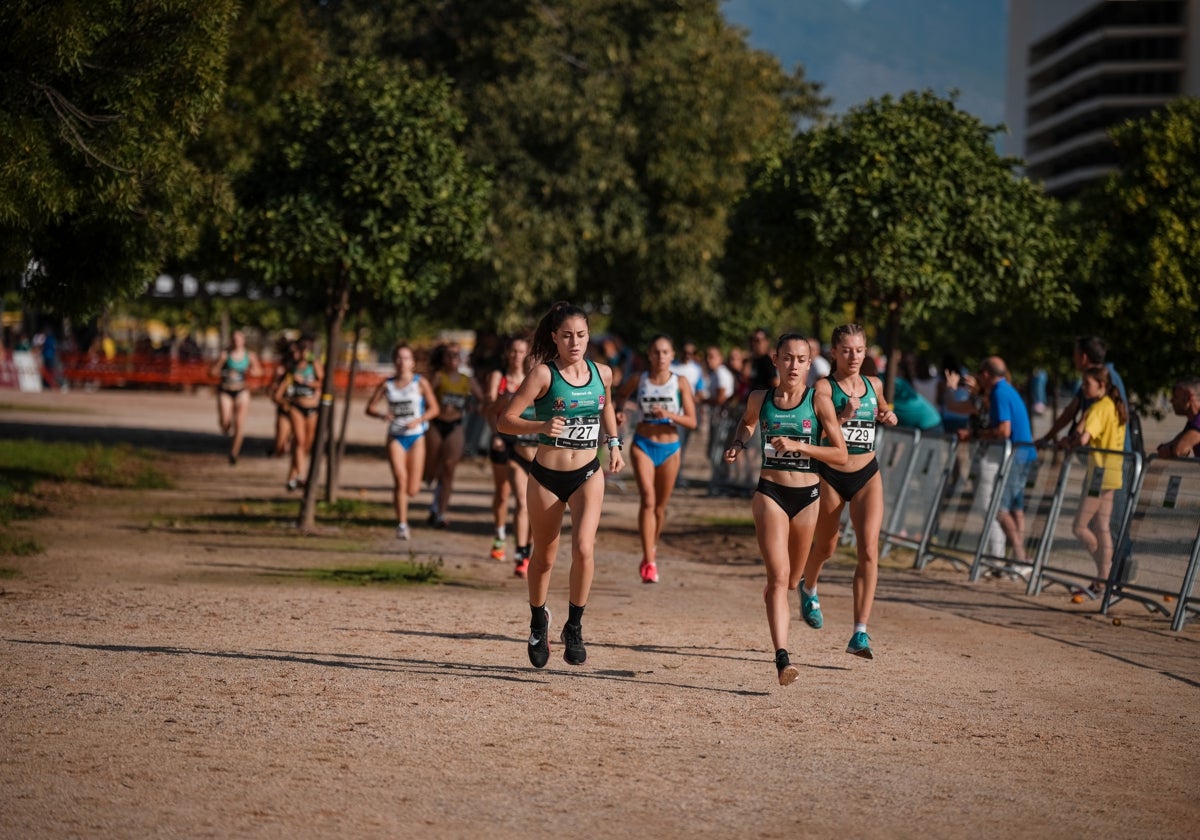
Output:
531,301,588,365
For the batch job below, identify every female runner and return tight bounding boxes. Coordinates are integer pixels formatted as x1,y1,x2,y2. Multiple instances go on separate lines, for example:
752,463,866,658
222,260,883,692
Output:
273,336,321,491
209,329,263,465
801,324,898,660
424,342,483,528
724,333,846,685
486,336,537,577
364,342,440,540
614,334,698,583
499,302,625,668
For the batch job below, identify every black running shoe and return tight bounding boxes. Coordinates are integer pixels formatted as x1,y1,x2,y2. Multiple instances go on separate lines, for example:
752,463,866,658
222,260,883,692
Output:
528,607,551,668
775,649,799,686
560,622,587,665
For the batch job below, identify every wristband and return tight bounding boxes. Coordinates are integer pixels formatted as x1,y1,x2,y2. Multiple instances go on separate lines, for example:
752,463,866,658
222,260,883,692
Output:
606,435,623,449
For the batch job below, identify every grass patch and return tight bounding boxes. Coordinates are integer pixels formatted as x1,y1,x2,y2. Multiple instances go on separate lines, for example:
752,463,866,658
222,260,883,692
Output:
0,440,171,547
0,439,171,491
305,558,442,586
0,536,41,557
0,565,23,577
700,514,755,529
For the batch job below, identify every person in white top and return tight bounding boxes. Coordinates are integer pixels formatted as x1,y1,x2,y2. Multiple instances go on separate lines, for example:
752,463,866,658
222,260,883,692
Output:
805,337,830,388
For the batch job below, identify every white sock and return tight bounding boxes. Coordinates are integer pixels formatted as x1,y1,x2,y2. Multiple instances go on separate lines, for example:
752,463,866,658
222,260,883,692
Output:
854,623,867,634
801,583,816,596
496,526,506,541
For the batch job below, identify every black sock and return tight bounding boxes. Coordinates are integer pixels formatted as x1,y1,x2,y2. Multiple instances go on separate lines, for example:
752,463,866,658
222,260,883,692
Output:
775,649,790,671
530,603,548,629
568,601,585,627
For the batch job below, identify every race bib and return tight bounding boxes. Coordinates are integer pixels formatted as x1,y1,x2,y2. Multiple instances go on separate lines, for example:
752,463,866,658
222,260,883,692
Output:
763,435,811,471
842,419,876,451
222,368,245,389
639,394,679,421
556,415,600,449
388,399,416,436
441,393,468,411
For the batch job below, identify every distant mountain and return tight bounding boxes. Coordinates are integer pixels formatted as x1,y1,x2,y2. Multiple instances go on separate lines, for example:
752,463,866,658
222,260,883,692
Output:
722,0,1008,127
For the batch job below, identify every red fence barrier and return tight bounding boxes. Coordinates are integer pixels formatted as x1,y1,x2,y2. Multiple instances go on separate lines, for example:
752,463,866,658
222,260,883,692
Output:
60,353,388,393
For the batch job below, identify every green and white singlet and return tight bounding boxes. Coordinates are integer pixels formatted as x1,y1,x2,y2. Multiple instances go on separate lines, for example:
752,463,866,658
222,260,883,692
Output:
759,387,822,472
535,359,605,450
828,375,879,454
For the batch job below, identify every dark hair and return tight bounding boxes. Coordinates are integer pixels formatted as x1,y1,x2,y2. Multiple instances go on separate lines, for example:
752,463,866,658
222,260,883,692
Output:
830,323,865,348
531,301,588,364
775,332,809,351
1075,336,1107,364
647,333,674,350
1082,365,1128,426
391,340,411,358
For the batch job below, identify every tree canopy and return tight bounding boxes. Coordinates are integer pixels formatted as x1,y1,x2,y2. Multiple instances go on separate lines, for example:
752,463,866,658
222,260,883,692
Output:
1065,97,1200,401
230,54,491,526
727,90,1074,390
0,0,236,318
322,0,826,338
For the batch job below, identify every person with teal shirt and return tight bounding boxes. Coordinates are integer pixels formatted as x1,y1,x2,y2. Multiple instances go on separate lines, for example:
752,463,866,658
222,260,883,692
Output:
499,302,625,669
723,334,847,686
209,329,263,465
892,377,943,433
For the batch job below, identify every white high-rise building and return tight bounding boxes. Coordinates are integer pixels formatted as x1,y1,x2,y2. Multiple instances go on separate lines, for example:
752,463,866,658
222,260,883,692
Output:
1006,0,1200,197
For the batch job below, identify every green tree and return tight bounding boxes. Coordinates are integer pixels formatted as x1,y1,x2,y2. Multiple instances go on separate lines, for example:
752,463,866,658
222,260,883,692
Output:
0,0,236,318
1066,97,1200,401
727,90,1074,398
321,0,824,338
231,56,490,527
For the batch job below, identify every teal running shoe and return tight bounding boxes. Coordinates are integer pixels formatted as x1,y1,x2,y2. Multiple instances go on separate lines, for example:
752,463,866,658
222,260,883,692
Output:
846,631,873,659
799,581,823,629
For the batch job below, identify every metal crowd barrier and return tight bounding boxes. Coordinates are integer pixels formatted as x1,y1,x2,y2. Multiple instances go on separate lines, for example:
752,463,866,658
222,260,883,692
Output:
1027,446,1143,601
1101,455,1200,631
879,428,957,556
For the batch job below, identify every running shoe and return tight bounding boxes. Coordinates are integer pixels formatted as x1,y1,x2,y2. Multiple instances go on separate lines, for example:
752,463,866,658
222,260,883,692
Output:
799,580,823,629
396,523,410,541
775,649,799,686
639,559,659,584
513,556,529,578
846,631,874,659
528,607,551,668
490,538,505,561
560,622,587,665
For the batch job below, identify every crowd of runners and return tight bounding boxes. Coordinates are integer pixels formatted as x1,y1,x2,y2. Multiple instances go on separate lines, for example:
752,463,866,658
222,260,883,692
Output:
202,315,1200,687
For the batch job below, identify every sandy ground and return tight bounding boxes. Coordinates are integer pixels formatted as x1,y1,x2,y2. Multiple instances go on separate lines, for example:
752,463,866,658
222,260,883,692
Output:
1,387,1198,839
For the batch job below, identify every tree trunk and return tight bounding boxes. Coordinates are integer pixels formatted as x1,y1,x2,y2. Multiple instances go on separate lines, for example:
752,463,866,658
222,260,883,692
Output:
298,279,350,530
332,312,365,497
882,303,902,406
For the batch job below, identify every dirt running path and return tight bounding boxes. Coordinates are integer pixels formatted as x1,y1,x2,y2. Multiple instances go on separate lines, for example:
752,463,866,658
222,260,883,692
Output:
1,389,1198,838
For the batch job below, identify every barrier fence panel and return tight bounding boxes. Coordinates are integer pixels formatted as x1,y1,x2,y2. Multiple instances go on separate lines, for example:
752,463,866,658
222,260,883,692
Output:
881,432,957,558
1028,447,1142,601
967,442,1056,584
705,403,759,497
1101,455,1200,630
916,439,1011,573
874,427,920,555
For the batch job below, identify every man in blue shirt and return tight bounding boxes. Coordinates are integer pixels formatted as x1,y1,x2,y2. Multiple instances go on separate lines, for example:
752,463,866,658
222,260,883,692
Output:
953,356,1035,566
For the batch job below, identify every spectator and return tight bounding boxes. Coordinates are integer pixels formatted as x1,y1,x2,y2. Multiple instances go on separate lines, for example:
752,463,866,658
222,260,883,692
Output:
748,328,779,391
946,356,1036,572
1156,377,1200,459
805,337,830,387
670,340,706,464
1065,365,1128,598
894,353,942,433
703,345,736,407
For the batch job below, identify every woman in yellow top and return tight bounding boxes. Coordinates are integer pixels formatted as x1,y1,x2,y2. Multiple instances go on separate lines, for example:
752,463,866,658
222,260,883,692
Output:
424,342,484,528
1068,365,1128,597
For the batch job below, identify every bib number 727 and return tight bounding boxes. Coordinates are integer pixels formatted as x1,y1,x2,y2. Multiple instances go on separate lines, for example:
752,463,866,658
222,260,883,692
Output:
556,416,600,449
